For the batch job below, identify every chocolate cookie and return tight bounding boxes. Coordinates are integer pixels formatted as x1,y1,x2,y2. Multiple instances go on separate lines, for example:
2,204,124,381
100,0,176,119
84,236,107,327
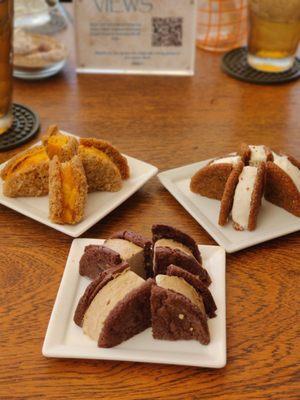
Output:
152,224,201,262
166,265,217,318
151,285,210,345
154,246,211,286
79,245,123,280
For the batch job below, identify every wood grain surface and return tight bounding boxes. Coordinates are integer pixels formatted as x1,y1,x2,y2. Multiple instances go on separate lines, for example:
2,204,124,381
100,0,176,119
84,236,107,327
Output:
0,5,299,400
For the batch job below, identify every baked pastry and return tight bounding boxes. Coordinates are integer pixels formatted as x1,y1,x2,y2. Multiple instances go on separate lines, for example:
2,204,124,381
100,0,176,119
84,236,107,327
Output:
14,29,67,70
152,224,211,286
166,265,217,318
219,162,266,230
104,231,152,278
1,145,49,197
79,230,152,279
42,125,78,162
190,154,241,200
218,161,244,226
79,245,126,280
49,155,88,224
240,143,272,166
74,267,153,348
151,274,210,344
265,152,300,217
78,138,130,192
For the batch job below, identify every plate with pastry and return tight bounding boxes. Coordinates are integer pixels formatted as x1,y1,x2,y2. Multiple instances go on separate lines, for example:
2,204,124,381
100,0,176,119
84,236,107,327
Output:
0,126,158,237
158,144,300,253
43,224,226,368
13,29,68,80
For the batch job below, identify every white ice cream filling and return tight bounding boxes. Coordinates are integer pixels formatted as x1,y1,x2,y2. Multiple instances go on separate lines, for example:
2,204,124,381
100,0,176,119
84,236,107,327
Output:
83,270,145,342
272,152,300,192
231,166,258,230
211,155,241,165
249,145,267,166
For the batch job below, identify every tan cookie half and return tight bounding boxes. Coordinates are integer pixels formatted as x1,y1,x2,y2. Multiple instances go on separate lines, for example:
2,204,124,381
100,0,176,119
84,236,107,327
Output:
218,161,244,226
190,163,233,200
248,162,266,231
49,155,88,224
265,161,300,217
80,138,130,180
42,125,79,162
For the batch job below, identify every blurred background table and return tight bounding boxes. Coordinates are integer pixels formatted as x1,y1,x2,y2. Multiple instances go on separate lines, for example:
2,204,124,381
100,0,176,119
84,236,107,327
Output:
0,4,299,400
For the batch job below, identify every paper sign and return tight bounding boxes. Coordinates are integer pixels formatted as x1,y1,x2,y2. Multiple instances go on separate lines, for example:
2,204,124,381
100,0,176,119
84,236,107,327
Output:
74,0,197,75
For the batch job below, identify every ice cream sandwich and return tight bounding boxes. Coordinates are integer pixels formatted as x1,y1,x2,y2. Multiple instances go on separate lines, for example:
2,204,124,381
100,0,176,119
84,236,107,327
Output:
74,267,152,348
78,138,130,192
79,230,152,279
166,265,217,318
151,273,210,344
190,154,242,200
152,224,211,286
42,125,78,162
265,152,300,217
1,145,49,197
240,143,272,166
49,155,88,224
219,162,266,231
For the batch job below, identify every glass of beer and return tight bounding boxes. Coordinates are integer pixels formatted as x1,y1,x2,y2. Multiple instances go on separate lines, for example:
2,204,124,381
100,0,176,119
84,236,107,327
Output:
247,0,300,73
0,0,13,135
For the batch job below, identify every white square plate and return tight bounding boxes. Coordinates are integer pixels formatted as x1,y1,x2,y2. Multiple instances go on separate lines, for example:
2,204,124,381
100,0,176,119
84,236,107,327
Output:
42,239,226,368
158,160,300,253
0,134,158,237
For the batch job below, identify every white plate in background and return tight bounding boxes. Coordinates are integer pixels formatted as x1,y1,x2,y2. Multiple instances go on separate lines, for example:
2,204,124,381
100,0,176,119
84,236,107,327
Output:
0,134,158,237
42,239,226,368
158,160,300,253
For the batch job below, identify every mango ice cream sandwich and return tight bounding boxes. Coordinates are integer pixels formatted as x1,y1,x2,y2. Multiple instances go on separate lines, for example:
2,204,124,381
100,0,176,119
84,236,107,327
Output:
42,125,78,162
49,155,88,224
1,145,49,197
78,138,130,192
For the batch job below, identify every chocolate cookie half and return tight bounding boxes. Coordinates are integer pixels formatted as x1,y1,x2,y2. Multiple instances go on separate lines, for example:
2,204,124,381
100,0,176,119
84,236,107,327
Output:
105,230,152,278
79,230,152,280
152,225,211,286
79,244,125,280
74,268,153,348
166,265,217,318
190,154,241,200
151,274,210,345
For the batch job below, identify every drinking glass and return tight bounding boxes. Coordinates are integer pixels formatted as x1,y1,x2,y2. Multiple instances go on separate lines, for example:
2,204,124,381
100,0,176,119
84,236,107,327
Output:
247,0,300,72
0,0,13,135
197,0,247,52
14,0,58,28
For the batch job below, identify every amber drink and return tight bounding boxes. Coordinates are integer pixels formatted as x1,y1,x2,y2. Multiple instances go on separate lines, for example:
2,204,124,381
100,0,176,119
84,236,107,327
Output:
248,0,300,72
0,0,13,135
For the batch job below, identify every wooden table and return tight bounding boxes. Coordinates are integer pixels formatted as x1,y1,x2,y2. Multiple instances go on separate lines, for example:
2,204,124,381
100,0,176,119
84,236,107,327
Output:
1,7,299,399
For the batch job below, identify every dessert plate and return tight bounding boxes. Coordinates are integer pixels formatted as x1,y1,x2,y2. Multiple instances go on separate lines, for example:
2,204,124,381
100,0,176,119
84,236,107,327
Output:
0,134,158,237
42,239,226,368
158,160,300,253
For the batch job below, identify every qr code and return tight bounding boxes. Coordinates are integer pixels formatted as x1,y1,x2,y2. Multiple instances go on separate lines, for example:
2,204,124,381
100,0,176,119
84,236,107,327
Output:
152,17,183,47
